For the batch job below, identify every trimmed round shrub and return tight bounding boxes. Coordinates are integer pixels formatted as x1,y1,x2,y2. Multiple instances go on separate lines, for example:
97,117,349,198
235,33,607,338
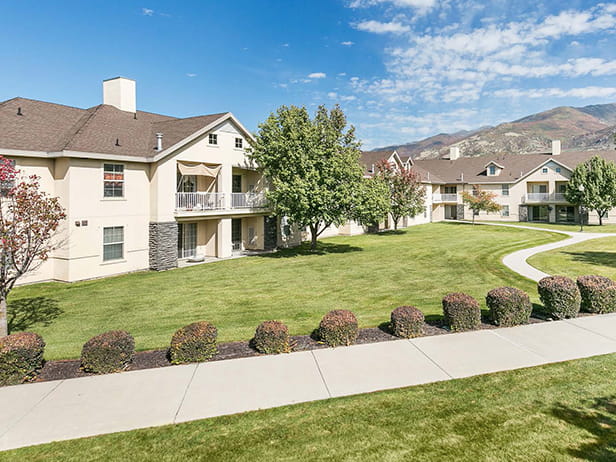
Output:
577,275,616,314
319,310,358,347
253,320,291,354
0,332,45,386
390,306,425,338
170,321,218,364
81,330,135,374
486,287,532,327
442,293,481,332
538,276,581,319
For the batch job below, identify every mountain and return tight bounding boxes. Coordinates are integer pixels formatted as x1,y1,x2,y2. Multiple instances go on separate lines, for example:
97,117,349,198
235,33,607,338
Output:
375,103,616,159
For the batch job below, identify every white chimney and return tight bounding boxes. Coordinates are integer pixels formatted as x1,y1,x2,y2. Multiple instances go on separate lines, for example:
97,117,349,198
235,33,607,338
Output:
551,140,561,156
103,77,136,113
449,146,460,160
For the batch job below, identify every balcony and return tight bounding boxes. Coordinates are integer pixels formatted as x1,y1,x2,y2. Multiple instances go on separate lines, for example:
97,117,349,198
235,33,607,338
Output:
175,192,267,213
525,193,569,203
432,193,458,203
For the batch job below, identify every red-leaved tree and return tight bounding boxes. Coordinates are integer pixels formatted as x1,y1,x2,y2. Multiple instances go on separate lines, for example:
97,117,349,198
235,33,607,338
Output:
375,160,426,230
0,157,66,336
461,186,501,224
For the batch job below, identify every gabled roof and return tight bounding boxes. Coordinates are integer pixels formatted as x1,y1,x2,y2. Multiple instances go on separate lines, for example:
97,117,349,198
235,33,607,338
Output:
359,149,403,175
414,150,616,185
484,160,505,169
0,96,249,162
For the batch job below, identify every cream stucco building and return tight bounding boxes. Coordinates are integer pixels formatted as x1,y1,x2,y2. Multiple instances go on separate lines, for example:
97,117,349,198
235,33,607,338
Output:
0,77,296,284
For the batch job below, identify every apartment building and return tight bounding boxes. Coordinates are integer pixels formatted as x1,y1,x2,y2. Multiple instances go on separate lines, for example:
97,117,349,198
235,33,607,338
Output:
0,77,293,284
413,142,616,225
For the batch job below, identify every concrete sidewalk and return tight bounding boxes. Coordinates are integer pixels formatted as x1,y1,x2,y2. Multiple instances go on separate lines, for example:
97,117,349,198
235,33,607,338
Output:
3,313,616,451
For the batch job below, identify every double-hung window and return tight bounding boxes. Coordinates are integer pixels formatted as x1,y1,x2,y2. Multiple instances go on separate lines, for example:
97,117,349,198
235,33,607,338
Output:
501,184,509,196
208,134,218,145
235,137,243,149
103,164,124,198
103,226,124,261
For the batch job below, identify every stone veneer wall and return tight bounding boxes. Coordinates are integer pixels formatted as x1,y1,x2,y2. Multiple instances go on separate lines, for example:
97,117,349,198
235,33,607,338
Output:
456,204,465,221
149,222,178,271
518,205,528,222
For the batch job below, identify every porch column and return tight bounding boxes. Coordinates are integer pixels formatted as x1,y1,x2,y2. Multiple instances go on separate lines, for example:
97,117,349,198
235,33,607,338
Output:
217,218,232,258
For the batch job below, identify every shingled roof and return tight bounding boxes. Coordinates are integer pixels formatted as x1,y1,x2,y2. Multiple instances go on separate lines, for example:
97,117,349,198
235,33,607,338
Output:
414,150,616,184
0,97,230,160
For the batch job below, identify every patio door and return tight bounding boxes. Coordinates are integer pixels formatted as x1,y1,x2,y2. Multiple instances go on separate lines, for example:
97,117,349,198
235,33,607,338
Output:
177,223,197,258
530,206,548,222
231,218,242,252
557,206,575,223
445,205,457,220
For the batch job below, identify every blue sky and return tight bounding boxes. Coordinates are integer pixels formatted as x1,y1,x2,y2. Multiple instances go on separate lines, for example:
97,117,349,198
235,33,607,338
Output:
1,1,616,149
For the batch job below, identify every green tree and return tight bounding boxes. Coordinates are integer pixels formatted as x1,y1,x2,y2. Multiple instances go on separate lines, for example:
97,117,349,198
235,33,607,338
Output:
249,105,364,249
461,186,501,224
375,160,426,230
352,176,390,230
565,156,616,226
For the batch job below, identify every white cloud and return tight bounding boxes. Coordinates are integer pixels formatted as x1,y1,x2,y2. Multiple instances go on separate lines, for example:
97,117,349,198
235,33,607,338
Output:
308,72,327,79
349,0,437,14
328,92,357,101
142,7,154,16
282,43,290,47
493,86,616,99
338,72,347,76
341,41,355,46
186,73,197,78
355,20,411,34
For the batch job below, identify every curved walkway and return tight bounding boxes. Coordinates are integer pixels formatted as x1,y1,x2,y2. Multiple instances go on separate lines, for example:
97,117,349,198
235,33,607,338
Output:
457,221,616,281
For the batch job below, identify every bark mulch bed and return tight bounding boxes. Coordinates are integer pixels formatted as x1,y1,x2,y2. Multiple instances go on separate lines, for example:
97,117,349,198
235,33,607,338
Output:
34,313,550,384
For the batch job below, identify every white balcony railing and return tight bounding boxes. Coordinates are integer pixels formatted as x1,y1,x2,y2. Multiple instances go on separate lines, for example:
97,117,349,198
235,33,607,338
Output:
525,193,569,203
176,192,225,211
231,192,267,209
554,193,567,202
432,193,458,203
175,192,267,212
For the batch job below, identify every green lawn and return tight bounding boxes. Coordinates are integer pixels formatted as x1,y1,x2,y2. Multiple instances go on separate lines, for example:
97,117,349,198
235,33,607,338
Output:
10,222,564,359
4,353,616,461
528,235,616,280
486,220,616,233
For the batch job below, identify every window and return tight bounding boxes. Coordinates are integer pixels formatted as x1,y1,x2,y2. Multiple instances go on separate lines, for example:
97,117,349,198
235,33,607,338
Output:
555,167,561,173
103,226,124,261
208,134,218,145
488,165,496,175
502,184,509,196
0,159,16,196
235,137,243,149
542,167,548,174
443,186,457,194
103,164,124,198
501,205,510,217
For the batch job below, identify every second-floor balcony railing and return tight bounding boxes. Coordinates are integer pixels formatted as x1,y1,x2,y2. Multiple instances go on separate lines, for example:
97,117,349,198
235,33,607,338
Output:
175,192,267,212
432,193,458,203
525,193,569,203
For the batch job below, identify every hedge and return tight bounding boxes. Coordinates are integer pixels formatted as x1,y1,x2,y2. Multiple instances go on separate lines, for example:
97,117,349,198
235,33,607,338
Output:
577,275,616,314
81,330,135,374
538,276,581,319
442,293,481,332
0,332,45,386
319,310,358,347
170,321,218,364
253,320,291,354
390,306,424,338
486,287,532,327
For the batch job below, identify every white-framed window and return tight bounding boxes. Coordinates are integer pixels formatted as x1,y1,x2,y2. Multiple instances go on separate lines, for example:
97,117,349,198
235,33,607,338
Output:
555,167,561,173
235,137,243,149
502,184,509,196
208,134,218,145
542,167,548,174
103,226,124,261
488,165,496,175
501,205,510,217
103,163,124,198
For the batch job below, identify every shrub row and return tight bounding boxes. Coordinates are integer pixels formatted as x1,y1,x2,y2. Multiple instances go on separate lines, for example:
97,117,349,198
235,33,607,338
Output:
4,274,615,382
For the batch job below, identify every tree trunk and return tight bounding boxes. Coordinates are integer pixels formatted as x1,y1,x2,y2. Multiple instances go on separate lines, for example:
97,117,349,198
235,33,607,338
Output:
0,296,7,337
310,224,318,250
393,217,399,230
599,211,603,226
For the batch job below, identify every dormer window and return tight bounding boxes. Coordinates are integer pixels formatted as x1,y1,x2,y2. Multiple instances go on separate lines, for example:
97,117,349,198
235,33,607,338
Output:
488,165,496,175
485,161,503,176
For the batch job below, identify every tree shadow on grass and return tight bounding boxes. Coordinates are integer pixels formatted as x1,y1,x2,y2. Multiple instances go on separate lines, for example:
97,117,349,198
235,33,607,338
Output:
7,297,63,333
551,395,616,461
563,251,616,270
258,242,363,259
373,230,406,236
